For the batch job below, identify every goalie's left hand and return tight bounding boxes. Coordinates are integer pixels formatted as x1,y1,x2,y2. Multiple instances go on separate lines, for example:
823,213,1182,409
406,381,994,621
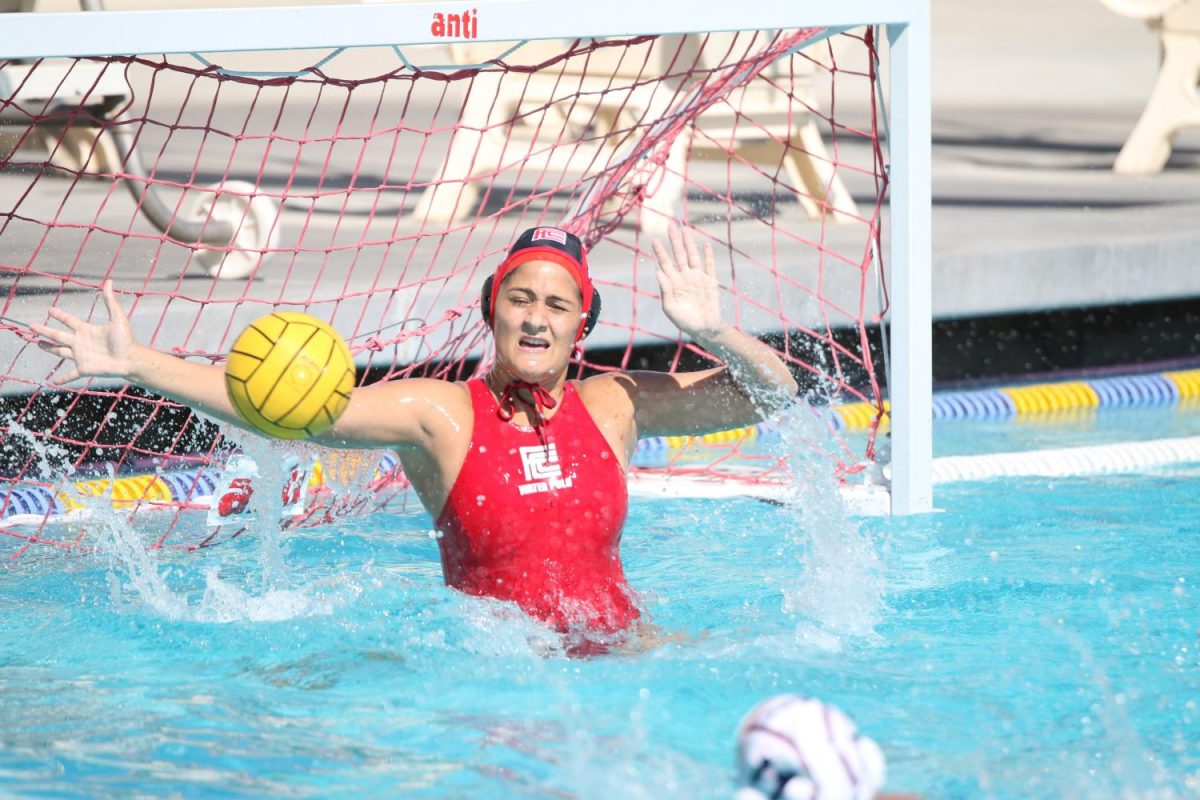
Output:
652,225,725,341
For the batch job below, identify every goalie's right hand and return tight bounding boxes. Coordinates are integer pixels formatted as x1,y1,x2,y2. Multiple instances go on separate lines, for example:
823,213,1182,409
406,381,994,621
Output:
29,279,136,385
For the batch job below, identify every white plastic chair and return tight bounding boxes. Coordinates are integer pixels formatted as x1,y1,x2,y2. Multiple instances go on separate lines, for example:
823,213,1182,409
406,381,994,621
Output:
1102,0,1200,173
414,33,858,231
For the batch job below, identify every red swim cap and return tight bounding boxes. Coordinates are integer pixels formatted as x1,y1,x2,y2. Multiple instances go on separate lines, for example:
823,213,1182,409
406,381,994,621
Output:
488,226,594,340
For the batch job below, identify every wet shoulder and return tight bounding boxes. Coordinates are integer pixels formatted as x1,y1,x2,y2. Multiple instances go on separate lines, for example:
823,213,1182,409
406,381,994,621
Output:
387,377,474,444
574,374,637,460
400,376,473,409
575,372,636,417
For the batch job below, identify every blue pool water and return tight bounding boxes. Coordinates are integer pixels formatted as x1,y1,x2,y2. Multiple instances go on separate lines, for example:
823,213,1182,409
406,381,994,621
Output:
2,410,1198,799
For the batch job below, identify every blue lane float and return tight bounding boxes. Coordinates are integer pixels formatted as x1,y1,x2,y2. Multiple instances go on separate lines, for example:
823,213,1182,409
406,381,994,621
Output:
1,486,62,518
932,390,1015,421
1088,373,1179,408
836,367,1200,430
4,369,1198,524
158,469,220,503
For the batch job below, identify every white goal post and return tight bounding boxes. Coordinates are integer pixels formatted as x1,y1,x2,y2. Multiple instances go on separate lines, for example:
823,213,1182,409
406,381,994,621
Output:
0,0,932,515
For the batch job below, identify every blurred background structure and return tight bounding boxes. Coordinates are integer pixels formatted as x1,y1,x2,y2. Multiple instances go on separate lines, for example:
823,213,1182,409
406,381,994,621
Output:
6,0,1196,384
928,0,1200,382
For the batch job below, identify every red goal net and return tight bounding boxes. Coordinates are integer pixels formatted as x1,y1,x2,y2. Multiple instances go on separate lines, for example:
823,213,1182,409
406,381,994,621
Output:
0,27,889,555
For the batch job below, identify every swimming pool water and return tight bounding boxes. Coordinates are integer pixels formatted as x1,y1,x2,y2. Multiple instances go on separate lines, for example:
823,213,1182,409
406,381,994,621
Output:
931,402,1200,457
2,415,1198,799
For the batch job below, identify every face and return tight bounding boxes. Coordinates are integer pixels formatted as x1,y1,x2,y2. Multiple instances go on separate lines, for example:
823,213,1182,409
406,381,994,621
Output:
490,260,584,384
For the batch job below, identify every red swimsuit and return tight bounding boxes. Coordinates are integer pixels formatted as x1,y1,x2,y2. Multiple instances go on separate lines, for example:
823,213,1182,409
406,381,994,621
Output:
434,379,639,633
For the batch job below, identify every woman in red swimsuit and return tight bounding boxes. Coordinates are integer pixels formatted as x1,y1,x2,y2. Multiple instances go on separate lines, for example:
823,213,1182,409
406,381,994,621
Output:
33,225,798,642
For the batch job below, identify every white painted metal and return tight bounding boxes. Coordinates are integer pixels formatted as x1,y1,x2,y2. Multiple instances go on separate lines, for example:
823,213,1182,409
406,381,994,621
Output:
886,8,934,514
0,0,926,58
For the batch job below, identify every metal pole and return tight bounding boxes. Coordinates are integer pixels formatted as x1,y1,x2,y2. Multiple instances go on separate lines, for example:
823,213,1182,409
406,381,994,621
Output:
886,6,933,514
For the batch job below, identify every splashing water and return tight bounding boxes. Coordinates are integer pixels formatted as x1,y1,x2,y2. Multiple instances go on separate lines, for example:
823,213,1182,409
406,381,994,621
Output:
6,420,190,616
769,401,887,649
89,467,191,620
40,420,372,624
195,566,360,623
81,462,348,624
223,429,308,590
4,418,76,483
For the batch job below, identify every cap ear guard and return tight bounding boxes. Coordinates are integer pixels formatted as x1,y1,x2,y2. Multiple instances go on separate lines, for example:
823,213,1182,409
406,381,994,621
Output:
582,289,601,339
481,274,602,340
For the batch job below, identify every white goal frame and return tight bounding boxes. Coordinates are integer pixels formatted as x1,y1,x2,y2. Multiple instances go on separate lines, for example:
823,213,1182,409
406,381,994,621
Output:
1,0,933,515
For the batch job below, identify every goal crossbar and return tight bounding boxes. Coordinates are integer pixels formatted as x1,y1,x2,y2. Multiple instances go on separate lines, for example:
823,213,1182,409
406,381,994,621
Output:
2,1,924,58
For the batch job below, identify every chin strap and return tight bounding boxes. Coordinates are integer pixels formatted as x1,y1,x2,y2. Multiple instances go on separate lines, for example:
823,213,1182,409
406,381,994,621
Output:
496,380,559,441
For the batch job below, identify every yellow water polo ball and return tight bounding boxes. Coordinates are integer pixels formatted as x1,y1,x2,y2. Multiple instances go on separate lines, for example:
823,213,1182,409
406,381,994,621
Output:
224,311,355,440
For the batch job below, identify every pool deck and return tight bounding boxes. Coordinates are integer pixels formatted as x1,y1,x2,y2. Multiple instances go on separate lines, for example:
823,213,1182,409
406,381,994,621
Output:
928,0,1200,317
2,0,1199,384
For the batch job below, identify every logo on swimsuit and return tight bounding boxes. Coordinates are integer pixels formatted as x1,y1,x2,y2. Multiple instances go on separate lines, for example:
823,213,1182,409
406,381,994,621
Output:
517,443,574,496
